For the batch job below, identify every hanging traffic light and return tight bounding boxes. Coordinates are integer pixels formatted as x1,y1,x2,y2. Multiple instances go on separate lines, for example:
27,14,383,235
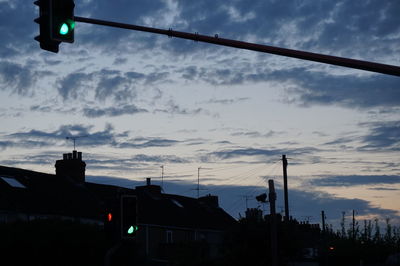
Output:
34,0,60,53
121,195,138,239
50,0,75,43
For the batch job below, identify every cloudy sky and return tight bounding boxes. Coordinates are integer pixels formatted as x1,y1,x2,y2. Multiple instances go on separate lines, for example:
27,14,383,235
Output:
1,0,399,228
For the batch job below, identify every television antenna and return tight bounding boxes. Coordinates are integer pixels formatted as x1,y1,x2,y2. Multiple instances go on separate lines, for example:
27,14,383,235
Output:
65,135,88,150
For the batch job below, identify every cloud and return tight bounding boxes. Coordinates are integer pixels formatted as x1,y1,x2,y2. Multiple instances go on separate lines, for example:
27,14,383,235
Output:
2,124,125,149
309,175,400,187
323,136,358,146
284,70,400,109
0,1,37,57
359,121,400,151
57,72,93,100
118,137,180,149
202,97,250,105
130,154,189,164
206,147,320,161
0,61,37,96
231,130,279,138
57,69,169,103
155,100,205,115
82,104,148,118
368,187,399,191
177,63,400,110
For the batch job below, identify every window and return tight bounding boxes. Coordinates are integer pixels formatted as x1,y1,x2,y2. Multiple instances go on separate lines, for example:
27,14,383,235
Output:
0,176,26,188
171,199,184,208
166,230,173,244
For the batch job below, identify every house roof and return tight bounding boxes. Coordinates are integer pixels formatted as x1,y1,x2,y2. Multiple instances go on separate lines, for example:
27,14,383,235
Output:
0,164,237,231
0,165,102,220
134,187,237,230
86,182,237,231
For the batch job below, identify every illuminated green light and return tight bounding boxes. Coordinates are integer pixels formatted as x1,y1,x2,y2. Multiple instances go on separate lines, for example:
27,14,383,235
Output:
59,23,69,35
127,225,138,234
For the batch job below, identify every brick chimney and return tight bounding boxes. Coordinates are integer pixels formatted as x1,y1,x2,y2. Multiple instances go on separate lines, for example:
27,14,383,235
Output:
135,178,162,194
55,150,86,183
198,194,219,208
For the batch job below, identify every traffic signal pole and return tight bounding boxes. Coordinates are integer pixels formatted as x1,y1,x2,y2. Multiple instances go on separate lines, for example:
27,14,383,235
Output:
74,16,400,77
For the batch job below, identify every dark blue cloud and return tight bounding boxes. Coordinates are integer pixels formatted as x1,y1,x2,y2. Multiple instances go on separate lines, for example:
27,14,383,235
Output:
207,147,320,160
285,71,400,109
0,1,37,57
309,175,400,187
202,97,250,105
57,72,93,100
57,69,169,103
130,154,189,164
360,121,400,151
0,61,37,96
154,100,204,115
3,124,125,149
82,104,148,118
118,137,180,149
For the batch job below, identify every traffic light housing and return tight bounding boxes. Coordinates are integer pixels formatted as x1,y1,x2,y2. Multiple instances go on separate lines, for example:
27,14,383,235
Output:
121,195,138,239
34,0,60,53
50,0,75,43
34,0,75,53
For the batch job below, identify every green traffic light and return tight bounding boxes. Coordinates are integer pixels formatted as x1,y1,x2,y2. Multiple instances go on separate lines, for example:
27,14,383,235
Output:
59,20,75,36
59,23,69,35
127,225,138,234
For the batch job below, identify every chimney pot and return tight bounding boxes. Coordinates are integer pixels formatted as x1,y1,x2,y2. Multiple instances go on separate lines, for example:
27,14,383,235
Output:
146,178,151,186
77,152,82,160
73,150,77,159
63,154,68,160
67,153,72,160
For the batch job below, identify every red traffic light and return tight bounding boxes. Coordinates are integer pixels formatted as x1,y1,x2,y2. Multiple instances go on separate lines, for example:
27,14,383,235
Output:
107,212,113,222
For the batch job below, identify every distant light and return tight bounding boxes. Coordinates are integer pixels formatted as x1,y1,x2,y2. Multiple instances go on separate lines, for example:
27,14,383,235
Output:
107,213,112,222
329,246,335,250
59,23,69,35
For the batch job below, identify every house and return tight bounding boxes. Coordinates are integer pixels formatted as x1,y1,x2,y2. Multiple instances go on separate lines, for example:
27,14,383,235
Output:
0,150,237,264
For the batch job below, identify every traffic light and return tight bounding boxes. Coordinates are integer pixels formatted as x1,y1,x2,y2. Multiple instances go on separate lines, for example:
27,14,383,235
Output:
34,0,75,53
121,195,138,239
34,0,60,53
50,0,75,43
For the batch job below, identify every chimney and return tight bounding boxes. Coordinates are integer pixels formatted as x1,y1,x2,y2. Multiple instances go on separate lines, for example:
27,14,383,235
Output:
136,178,161,194
198,194,219,208
55,150,86,183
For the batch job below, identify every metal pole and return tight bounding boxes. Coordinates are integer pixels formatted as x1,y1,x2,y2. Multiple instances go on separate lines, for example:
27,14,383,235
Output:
268,179,278,266
197,167,200,199
282,155,289,221
160,165,164,189
74,16,400,76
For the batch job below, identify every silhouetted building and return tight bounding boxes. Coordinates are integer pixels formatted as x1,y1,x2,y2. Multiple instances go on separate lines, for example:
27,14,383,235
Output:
0,150,237,264
55,150,86,183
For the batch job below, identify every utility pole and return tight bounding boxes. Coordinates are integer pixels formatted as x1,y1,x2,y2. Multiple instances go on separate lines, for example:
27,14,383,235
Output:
197,167,201,199
321,210,326,233
282,154,290,221
160,165,164,189
352,210,356,240
268,179,278,266
321,210,327,266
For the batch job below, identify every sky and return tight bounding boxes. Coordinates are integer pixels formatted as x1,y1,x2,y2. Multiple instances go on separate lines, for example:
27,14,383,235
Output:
0,0,399,229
